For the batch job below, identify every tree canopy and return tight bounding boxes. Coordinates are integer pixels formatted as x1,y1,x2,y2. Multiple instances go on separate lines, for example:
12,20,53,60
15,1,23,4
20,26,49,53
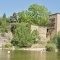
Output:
11,22,40,47
18,4,50,26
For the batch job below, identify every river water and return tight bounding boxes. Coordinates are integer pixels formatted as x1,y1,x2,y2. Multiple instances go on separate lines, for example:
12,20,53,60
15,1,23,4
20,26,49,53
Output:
0,49,60,60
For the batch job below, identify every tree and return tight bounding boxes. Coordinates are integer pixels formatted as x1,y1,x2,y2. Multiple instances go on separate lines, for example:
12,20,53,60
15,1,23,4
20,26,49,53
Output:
0,13,9,32
28,4,49,26
10,12,18,23
11,22,40,47
18,4,50,26
3,13,6,19
18,10,31,23
11,22,32,47
0,18,2,26
31,30,40,44
53,31,60,49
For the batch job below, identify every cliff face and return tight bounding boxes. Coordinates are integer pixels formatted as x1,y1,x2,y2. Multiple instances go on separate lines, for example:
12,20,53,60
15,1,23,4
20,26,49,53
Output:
0,34,4,47
0,31,13,47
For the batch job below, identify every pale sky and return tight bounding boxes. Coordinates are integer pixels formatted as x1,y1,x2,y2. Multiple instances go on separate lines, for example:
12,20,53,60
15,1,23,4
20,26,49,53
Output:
0,0,60,17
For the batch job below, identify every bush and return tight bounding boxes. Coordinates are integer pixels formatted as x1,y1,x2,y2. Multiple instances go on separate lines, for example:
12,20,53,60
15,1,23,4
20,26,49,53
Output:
11,22,40,47
4,44,13,48
52,31,60,49
46,41,56,51
1,32,5,37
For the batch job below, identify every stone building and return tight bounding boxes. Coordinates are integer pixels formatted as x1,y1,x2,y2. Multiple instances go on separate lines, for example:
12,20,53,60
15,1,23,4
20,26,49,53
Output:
31,25,47,41
47,13,60,40
31,13,60,41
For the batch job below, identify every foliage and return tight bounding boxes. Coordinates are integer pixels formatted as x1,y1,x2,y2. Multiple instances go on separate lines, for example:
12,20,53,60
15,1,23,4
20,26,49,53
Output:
11,22,40,47
10,23,17,33
46,41,56,51
1,32,5,37
52,31,60,49
18,4,50,26
10,12,18,23
4,44,13,48
31,30,40,44
18,10,31,23
46,31,60,51
0,13,9,32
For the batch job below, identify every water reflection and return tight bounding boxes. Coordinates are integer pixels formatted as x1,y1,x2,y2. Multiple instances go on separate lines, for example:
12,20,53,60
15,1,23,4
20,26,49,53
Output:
57,51,60,60
0,49,2,59
0,49,11,60
0,49,60,60
7,53,10,60
10,50,46,60
46,51,58,60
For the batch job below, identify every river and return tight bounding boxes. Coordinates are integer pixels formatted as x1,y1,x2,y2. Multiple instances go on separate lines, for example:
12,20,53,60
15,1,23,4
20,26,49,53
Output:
0,49,60,60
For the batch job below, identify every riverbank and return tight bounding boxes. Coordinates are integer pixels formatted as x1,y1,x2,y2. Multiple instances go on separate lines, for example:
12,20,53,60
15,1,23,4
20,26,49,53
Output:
18,48,46,51
1,47,46,52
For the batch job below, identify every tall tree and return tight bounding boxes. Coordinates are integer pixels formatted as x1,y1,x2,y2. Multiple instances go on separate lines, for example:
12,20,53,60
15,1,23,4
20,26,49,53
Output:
0,13,9,32
10,12,18,23
18,10,31,23
18,4,50,26
3,13,6,19
28,4,49,26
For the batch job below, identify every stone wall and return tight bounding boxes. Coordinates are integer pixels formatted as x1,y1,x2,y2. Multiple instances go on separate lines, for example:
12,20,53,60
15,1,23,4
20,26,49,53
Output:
31,25,47,41
57,14,60,32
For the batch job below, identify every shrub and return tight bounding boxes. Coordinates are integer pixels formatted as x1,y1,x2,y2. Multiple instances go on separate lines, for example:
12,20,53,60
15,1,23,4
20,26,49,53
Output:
52,31,60,49
4,44,13,48
11,22,40,47
46,41,56,51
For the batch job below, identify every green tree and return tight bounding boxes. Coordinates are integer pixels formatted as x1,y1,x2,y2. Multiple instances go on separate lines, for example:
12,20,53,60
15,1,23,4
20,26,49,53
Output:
28,4,49,26
31,30,40,44
0,13,9,32
11,22,40,47
10,12,18,23
18,4,50,26
53,31,60,49
18,10,31,23
3,13,6,19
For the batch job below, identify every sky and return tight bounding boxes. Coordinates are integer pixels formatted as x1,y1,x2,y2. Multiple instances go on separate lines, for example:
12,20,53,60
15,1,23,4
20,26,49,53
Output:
0,0,60,17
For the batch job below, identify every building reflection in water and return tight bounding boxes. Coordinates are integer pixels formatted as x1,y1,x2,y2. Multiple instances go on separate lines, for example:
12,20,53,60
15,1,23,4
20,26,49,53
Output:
30,50,46,60
7,53,10,60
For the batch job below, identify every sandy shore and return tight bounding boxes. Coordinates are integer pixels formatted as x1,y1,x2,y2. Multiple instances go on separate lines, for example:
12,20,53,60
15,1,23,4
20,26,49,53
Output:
0,47,46,51
19,48,46,51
